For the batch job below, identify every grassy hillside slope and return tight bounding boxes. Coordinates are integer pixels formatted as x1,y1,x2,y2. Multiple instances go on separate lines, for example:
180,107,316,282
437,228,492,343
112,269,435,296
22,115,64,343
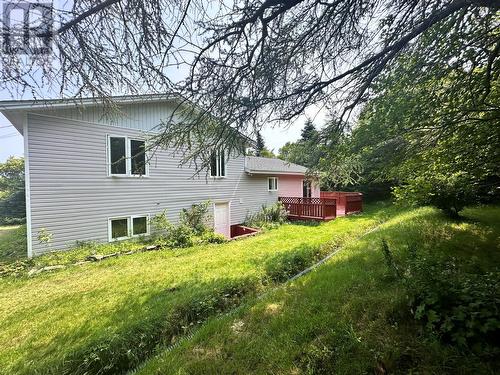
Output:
0,203,397,375
137,206,500,374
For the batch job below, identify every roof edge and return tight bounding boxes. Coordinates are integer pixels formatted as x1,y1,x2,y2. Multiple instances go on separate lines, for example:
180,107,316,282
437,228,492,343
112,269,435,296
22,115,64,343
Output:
244,168,306,176
0,93,181,111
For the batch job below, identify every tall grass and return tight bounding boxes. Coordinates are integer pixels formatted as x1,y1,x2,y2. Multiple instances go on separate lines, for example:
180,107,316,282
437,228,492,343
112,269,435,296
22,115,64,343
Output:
136,205,500,375
0,225,26,262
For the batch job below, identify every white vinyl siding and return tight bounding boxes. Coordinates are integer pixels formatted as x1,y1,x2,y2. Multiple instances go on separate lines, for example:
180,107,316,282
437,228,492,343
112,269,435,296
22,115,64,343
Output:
26,113,277,255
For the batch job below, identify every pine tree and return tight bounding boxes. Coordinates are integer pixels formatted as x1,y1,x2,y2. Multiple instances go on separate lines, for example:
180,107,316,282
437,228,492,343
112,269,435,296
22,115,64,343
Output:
300,120,318,142
255,131,265,157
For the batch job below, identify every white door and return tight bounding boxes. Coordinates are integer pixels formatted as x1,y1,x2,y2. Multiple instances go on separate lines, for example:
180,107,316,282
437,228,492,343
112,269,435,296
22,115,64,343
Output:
214,202,230,238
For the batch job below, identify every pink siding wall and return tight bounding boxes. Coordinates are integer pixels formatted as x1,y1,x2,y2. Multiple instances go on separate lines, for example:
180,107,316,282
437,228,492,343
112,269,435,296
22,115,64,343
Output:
312,181,320,197
278,175,320,198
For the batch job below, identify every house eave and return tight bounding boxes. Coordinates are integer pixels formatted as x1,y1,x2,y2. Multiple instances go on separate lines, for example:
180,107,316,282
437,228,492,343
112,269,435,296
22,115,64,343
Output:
245,169,306,176
0,93,181,111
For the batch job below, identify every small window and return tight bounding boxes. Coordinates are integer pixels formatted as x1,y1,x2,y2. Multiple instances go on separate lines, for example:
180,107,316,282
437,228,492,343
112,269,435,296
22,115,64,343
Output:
268,177,278,191
130,140,146,175
210,152,218,177
107,136,148,177
109,215,149,241
303,180,312,198
132,216,148,236
109,137,127,175
210,149,226,177
110,218,129,240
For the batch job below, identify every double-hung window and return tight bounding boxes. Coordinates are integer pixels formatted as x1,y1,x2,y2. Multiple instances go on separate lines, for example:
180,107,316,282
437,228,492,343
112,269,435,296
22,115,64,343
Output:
109,215,149,241
268,177,278,191
108,136,147,176
210,149,226,178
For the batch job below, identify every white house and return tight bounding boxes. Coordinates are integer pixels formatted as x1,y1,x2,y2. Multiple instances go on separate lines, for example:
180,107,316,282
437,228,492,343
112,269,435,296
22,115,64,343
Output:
1,94,317,256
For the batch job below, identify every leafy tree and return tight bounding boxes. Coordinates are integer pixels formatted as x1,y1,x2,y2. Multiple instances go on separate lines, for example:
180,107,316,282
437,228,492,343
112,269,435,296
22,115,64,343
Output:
393,172,477,218
0,157,25,223
343,23,500,211
259,149,276,158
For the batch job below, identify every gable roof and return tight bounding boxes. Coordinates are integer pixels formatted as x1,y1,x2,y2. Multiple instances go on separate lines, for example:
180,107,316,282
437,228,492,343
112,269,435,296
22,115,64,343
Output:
0,94,183,133
0,94,255,146
245,156,307,175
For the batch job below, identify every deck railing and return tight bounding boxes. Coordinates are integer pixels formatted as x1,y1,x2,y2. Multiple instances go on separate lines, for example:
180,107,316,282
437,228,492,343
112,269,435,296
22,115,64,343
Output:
320,191,363,215
279,197,337,220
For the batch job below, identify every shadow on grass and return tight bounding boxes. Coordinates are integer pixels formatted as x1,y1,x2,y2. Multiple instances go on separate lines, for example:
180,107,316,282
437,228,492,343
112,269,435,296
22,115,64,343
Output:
7,275,264,375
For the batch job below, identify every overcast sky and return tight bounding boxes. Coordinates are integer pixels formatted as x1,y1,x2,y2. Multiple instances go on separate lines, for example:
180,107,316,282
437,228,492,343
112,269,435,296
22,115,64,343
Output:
0,112,23,162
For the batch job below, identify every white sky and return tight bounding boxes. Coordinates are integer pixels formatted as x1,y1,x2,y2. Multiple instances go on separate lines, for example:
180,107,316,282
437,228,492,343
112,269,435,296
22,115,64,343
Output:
0,112,23,161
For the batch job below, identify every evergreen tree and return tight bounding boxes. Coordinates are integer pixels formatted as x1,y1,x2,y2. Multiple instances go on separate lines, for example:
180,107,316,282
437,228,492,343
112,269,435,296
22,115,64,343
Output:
300,120,319,142
255,131,265,157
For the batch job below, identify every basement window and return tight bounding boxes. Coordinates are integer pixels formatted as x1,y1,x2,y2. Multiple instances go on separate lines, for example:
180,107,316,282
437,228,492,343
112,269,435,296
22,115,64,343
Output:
132,216,148,236
110,218,129,240
109,215,149,241
268,177,278,191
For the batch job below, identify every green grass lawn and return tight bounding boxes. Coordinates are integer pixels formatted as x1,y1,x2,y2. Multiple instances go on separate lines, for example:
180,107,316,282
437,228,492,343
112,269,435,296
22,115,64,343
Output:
0,225,26,262
135,205,500,375
0,202,398,375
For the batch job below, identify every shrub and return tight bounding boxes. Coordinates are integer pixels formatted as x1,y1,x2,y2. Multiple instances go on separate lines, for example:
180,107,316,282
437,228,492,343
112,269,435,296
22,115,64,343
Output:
150,210,173,241
407,261,500,347
167,224,194,248
380,240,500,348
200,230,227,244
393,172,477,218
37,228,53,252
151,207,210,248
245,201,288,228
180,201,211,235
0,217,26,225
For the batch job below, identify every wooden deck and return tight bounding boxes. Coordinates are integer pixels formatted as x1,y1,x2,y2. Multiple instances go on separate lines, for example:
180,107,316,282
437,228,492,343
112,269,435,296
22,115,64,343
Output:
279,197,337,221
320,191,363,216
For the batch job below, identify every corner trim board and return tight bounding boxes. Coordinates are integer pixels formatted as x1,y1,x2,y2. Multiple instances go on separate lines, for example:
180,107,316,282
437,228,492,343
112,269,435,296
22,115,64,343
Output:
23,114,33,258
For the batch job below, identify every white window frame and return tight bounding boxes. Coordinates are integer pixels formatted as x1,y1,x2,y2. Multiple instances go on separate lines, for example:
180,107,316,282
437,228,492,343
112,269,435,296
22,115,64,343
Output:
131,215,150,237
107,135,149,177
210,149,226,178
268,177,278,191
108,217,131,242
108,215,150,242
